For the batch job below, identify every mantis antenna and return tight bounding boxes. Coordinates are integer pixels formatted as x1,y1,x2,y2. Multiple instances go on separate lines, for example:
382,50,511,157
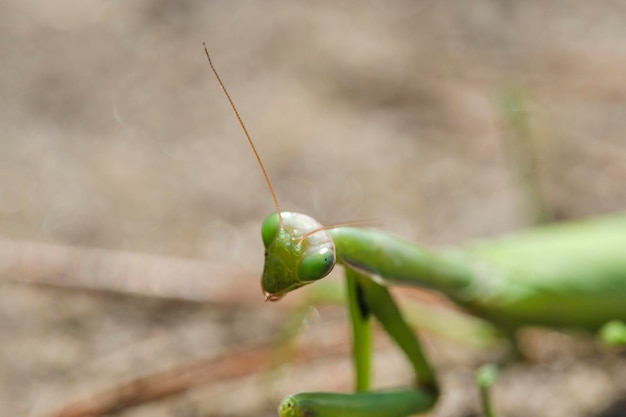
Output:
203,43,283,227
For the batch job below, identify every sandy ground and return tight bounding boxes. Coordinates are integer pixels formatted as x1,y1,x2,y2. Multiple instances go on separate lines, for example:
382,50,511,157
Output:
1,1,626,416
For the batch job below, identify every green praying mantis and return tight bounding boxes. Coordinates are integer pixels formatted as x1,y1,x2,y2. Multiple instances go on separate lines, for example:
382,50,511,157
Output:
203,44,626,417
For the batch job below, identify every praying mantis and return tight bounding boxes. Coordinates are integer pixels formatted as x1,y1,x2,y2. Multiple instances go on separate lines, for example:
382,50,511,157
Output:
203,44,626,417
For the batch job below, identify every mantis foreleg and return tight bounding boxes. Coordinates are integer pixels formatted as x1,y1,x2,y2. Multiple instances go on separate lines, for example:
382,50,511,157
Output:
278,267,439,417
346,267,372,392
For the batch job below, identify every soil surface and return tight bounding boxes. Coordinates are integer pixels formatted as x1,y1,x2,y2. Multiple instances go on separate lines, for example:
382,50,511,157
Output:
1,1,626,417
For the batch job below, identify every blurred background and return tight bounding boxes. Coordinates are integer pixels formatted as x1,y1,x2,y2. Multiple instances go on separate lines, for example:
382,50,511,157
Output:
1,1,626,416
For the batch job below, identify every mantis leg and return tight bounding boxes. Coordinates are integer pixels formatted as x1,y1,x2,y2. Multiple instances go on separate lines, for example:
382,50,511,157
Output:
476,364,500,417
600,320,626,346
347,268,438,395
346,268,372,392
277,267,439,417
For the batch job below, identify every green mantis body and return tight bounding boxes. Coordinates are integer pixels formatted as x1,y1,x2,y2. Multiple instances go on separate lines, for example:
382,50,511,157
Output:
263,211,626,332
204,45,626,417
261,211,626,416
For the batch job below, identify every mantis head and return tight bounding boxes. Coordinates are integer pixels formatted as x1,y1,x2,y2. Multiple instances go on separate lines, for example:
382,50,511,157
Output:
261,212,336,301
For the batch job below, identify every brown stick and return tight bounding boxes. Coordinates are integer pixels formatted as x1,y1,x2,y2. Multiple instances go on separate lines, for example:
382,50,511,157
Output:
0,237,259,303
45,326,353,417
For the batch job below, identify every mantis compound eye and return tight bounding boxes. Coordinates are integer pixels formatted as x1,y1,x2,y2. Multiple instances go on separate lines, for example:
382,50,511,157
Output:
278,396,298,417
261,212,281,248
297,246,335,282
